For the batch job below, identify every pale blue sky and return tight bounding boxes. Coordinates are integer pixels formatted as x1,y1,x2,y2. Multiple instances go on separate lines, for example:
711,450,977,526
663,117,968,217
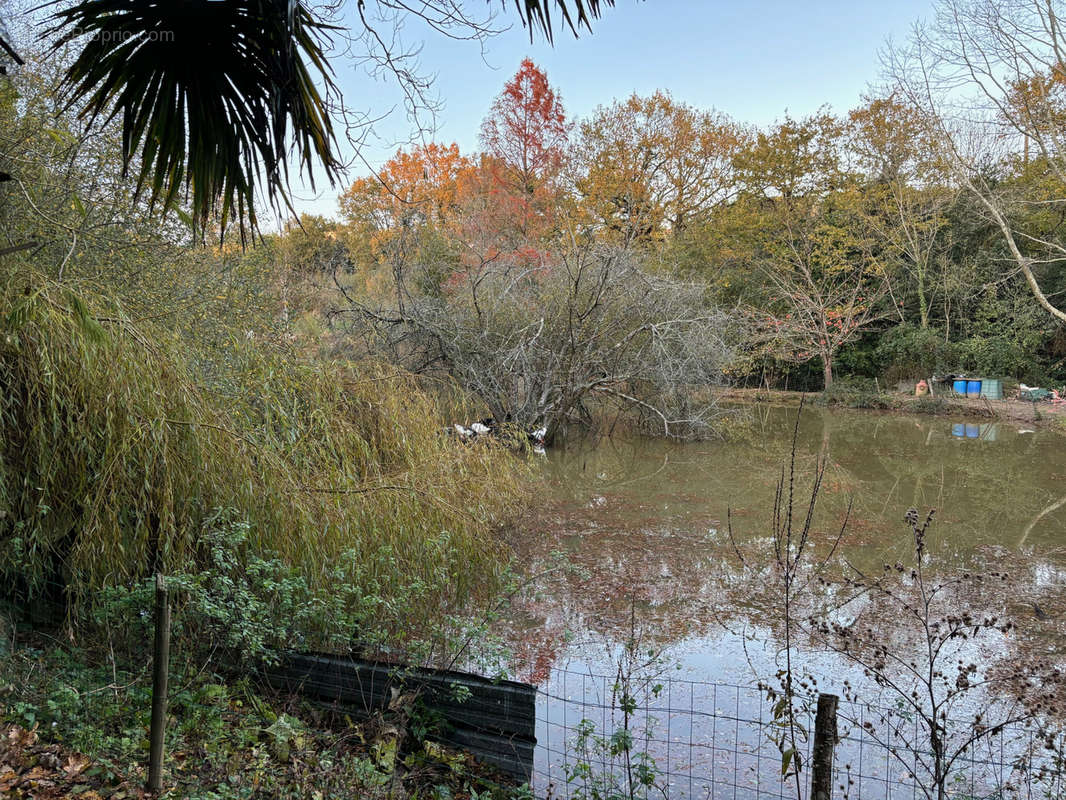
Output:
285,0,938,221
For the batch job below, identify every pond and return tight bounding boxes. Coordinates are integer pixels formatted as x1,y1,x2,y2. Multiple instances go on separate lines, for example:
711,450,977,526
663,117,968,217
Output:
502,404,1066,798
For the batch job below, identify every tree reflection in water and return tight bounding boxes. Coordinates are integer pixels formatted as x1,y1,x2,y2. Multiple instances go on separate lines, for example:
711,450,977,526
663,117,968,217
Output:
502,405,1066,705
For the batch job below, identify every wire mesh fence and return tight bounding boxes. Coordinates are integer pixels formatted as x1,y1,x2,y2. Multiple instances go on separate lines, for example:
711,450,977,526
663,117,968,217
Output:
533,667,1066,800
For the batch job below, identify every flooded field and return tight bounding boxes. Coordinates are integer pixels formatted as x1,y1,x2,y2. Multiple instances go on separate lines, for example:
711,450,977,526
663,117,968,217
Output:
504,405,1066,798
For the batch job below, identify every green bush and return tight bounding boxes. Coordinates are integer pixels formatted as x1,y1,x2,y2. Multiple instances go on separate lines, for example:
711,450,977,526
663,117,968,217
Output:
954,335,1044,382
91,507,507,667
92,509,331,666
874,324,958,381
834,331,884,379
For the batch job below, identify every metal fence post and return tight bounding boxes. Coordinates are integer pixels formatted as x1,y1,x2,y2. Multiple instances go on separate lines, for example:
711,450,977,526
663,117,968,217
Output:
812,693,839,800
147,573,171,793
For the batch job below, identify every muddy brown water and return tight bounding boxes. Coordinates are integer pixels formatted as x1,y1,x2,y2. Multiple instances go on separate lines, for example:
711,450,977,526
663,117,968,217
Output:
505,405,1066,797
508,405,1066,679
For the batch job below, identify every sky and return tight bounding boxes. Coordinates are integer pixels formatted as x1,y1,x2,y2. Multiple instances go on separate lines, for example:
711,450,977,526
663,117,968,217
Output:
282,0,939,223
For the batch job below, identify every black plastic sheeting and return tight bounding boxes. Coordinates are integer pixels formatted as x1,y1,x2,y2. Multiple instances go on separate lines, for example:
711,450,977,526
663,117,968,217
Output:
261,652,536,783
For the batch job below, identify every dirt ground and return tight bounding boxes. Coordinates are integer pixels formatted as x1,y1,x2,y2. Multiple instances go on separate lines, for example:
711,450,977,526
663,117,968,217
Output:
937,392,1066,424
721,386,1066,427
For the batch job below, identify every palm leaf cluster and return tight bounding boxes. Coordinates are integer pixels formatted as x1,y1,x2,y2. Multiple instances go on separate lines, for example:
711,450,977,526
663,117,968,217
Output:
510,0,616,42
44,0,341,239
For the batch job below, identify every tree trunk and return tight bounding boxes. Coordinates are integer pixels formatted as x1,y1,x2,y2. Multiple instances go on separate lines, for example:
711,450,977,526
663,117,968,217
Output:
917,272,929,329
823,357,833,389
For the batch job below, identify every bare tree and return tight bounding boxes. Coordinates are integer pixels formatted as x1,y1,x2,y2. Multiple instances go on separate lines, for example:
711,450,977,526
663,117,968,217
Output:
888,0,1066,324
752,250,891,390
337,241,736,441
848,93,964,328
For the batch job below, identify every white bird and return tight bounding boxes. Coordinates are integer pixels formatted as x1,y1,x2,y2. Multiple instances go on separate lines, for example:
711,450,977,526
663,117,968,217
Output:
453,423,473,441
531,426,547,443
470,421,491,436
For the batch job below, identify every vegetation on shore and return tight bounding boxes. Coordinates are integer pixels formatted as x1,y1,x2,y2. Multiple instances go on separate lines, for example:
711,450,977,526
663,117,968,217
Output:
5,0,1066,795
1,36,534,797
0,637,528,800
722,380,1066,429
0,270,529,647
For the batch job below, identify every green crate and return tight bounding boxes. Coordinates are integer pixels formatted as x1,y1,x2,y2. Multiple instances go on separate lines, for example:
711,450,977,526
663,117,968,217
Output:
979,378,1003,400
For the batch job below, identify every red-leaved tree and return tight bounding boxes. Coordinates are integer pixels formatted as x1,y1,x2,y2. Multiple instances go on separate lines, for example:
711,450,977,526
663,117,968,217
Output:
476,59,571,244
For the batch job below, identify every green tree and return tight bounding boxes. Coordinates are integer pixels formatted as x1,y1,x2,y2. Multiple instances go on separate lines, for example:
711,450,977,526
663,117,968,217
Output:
734,113,890,388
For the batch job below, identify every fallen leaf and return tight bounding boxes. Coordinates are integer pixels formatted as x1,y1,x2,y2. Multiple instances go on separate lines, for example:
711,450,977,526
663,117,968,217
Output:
64,753,90,778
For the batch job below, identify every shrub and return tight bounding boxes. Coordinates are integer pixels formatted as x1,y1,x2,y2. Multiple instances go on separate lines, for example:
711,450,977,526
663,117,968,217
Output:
911,396,950,415
0,272,529,655
955,335,1045,382
875,323,958,381
817,376,893,409
834,330,885,378
91,505,518,668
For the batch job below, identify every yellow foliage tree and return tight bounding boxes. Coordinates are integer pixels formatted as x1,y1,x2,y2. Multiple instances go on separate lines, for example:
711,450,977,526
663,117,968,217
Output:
575,91,744,246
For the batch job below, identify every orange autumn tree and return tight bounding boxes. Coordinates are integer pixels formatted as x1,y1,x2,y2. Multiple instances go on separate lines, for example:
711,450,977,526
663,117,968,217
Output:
339,142,472,275
472,58,571,253
454,154,549,270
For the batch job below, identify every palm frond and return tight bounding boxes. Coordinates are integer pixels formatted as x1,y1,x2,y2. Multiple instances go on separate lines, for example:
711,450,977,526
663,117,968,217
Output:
42,0,342,242
508,0,617,42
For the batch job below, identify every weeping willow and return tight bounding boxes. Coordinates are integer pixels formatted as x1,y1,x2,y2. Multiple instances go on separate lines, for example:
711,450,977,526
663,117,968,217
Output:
0,271,528,624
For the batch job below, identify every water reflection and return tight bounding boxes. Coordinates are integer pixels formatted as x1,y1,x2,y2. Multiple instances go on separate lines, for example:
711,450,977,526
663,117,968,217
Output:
950,421,999,440
504,405,1066,687
508,407,1066,798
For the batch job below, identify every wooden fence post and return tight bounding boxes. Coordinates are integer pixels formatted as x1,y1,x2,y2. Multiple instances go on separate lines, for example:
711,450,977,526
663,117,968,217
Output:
147,573,170,793
811,693,839,800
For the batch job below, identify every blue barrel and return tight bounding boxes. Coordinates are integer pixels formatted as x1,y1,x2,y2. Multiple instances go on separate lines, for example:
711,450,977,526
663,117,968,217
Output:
966,380,982,397
953,379,967,395
952,423,965,437
966,424,980,438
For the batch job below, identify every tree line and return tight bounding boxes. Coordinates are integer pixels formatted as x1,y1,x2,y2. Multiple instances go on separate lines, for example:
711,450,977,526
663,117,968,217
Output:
291,11,1066,395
